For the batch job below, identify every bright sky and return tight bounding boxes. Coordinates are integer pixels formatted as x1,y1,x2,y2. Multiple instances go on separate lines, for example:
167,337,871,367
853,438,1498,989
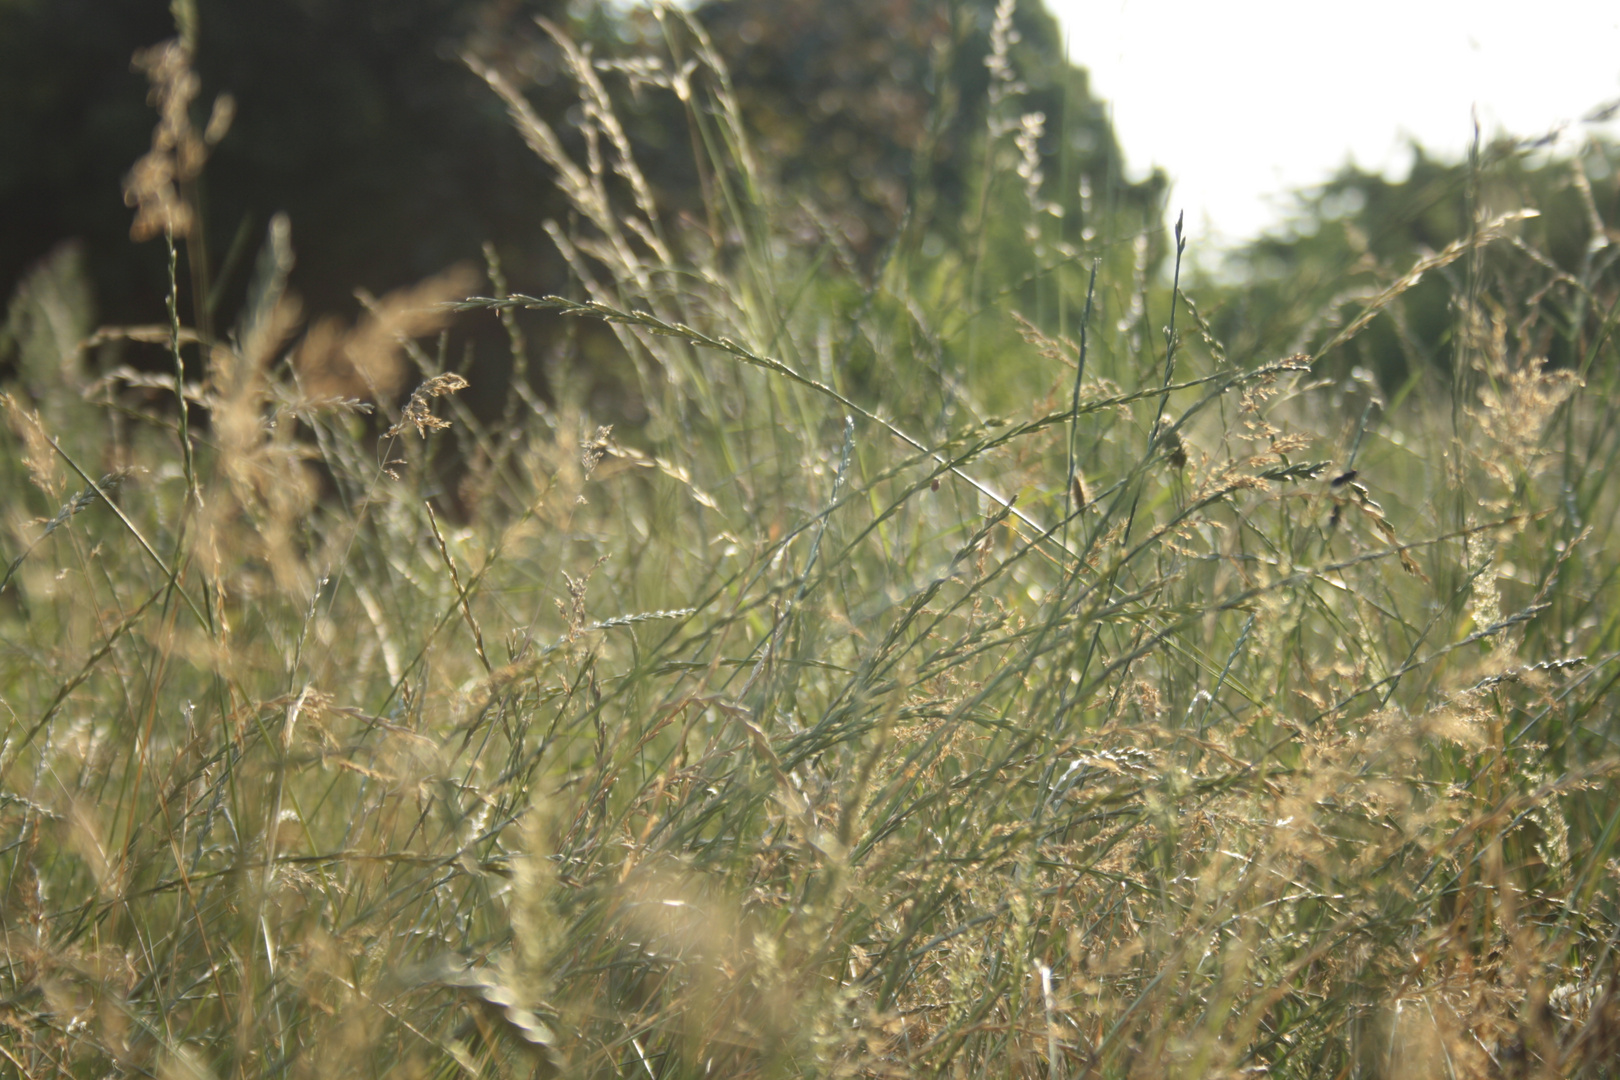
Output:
1050,0,1620,251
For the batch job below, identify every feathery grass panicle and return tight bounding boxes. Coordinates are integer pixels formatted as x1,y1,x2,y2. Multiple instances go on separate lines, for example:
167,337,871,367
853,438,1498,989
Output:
386,373,471,439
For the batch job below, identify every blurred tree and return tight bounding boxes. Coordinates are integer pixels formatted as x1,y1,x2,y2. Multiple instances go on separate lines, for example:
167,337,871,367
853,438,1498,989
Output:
193,0,570,320
663,0,1170,416
1203,137,1620,390
693,0,1165,263
3,0,1167,421
0,0,175,327
0,0,577,414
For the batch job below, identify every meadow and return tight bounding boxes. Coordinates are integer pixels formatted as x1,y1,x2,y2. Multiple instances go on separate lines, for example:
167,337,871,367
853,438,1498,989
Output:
2,6,1619,1077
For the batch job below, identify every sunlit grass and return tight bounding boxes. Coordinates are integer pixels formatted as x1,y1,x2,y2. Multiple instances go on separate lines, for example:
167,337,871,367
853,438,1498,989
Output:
2,9,1618,1079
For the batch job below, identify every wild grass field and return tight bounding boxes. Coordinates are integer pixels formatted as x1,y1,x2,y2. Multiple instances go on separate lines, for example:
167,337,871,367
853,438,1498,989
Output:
3,4,1619,1078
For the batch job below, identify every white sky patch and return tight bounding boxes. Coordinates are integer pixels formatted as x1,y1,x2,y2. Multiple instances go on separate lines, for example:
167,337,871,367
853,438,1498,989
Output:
1050,0,1620,250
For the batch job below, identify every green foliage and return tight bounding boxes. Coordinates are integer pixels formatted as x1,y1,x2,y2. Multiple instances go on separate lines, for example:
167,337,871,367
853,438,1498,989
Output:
2,0,1162,425
0,0,576,409
1204,139,1620,390
694,0,1164,255
0,0,174,325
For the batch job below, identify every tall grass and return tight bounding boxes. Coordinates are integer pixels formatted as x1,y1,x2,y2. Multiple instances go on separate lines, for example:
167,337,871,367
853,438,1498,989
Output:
3,8,1619,1078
